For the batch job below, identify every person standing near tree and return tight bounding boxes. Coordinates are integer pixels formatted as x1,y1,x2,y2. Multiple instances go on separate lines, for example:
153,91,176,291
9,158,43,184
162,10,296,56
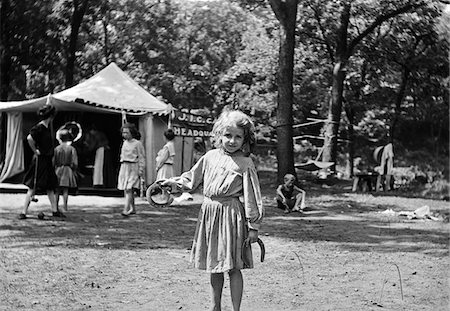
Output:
19,105,62,219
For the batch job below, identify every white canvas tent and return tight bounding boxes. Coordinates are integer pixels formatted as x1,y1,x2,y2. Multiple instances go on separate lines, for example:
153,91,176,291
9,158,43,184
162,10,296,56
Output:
0,62,193,185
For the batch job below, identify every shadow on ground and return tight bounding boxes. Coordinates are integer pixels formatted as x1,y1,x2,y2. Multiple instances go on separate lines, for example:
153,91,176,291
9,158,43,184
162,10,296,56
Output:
1,187,448,258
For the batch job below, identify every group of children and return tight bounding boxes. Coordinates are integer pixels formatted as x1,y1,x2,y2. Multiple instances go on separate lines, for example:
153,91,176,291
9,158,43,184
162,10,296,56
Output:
20,105,307,311
20,105,78,219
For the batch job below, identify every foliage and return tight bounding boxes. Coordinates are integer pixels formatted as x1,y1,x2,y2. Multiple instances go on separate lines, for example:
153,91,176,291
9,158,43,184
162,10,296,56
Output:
0,0,448,178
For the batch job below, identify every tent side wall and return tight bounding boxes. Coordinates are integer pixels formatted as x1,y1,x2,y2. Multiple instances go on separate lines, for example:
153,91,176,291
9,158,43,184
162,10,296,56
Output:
173,136,194,176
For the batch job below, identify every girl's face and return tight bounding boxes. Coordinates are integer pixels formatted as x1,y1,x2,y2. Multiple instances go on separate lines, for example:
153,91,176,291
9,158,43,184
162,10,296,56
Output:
122,128,132,140
221,125,244,154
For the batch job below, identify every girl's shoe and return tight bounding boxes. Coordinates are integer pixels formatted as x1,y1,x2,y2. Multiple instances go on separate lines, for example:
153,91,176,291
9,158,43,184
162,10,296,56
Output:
18,213,27,220
53,211,66,218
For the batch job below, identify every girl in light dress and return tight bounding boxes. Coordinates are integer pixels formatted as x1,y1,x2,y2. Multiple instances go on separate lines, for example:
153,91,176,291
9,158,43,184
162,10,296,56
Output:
54,129,78,212
117,123,145,216
161,110,264,311
155,128,176,180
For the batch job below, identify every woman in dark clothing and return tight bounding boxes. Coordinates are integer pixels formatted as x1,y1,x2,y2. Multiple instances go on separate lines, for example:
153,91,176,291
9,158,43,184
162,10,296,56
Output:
19,104,62,219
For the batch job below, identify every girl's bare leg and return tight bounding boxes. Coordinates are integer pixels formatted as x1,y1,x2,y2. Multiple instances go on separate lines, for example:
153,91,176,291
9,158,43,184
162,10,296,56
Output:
129,192,136,213
62,188,69,211
47,190,58,213
229,269,243,311
21,188,34,215
293,192,306,211
55,189,60,211
123,190,132,214
210,273,224,311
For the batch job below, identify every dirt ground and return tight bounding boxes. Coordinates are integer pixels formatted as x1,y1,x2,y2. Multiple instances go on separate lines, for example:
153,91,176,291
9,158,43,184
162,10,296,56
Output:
0,175,449,311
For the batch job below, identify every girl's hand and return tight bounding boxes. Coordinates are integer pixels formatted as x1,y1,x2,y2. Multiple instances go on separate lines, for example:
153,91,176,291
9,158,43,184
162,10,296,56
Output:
159,179,176,188
244,229,258,247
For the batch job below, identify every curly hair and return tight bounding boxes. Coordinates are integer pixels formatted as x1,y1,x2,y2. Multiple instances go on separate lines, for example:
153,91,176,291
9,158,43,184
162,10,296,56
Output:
121,122,140,139
37,104,56,121
211,110,256,155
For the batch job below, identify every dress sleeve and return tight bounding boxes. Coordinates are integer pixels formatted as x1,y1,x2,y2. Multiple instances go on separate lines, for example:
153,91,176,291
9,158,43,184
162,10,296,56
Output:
156,146,169,168
243,160,264,230
72,147,78,170
137,141,146,176
170,155,205,191
29,124,41,142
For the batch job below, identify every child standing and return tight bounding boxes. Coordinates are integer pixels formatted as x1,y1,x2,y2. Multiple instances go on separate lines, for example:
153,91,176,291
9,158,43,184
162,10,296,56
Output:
54,129,78,212
155,128,176,180
276,173,306,214
161,110,264,311
117,123,145,216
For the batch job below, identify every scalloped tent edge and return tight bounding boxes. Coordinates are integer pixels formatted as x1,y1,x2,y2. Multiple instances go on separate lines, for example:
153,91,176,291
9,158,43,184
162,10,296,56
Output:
0,62,173,115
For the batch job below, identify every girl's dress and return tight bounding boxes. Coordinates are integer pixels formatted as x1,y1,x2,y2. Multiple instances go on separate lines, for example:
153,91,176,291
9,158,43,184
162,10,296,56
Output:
23,123,58,193
172,148,264,273
54,142,78,188
155,140,175,180
117,138,145,190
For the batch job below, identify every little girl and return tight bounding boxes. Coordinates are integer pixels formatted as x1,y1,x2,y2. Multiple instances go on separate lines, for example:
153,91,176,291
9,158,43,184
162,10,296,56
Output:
117,123,145,216
54,129,78,212
155,128,176,180
161,110,264,311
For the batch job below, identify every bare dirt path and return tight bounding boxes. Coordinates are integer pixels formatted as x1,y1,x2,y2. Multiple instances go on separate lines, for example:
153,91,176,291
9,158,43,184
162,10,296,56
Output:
0,184,448,311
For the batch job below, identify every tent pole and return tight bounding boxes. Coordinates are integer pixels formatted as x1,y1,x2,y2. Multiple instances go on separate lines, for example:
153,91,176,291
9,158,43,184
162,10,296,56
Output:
181,137,185,173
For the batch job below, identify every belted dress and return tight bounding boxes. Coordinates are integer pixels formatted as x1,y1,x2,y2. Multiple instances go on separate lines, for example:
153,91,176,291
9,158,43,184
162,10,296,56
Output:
172,148,264,273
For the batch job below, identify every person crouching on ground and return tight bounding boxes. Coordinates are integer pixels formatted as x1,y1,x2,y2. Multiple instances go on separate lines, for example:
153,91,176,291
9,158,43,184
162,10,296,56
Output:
117,123,145,216
276,173,306,214
160,110,264,311
19,104,61,219
54,129,78,212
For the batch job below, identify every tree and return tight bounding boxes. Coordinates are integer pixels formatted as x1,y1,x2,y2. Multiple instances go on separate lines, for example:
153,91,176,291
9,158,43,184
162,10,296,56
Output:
268,0,299,183
64,0,89,88
301,0,427,172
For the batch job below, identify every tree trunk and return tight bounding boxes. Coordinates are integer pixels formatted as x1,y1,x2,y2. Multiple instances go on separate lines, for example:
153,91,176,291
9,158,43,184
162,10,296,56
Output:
321,2,350,173
390,66,409,141
65,0,89,88
344,104,354,178
0,0,11,101
320,2,421,172
269,0,298,184
322,62,346,172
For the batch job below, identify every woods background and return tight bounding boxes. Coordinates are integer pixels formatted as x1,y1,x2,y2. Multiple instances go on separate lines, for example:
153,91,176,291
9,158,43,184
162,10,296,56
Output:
0,0,448,192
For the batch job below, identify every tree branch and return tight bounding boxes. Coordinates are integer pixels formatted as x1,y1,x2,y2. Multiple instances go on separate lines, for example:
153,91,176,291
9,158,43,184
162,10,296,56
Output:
311,3,334,62
348,1,426,56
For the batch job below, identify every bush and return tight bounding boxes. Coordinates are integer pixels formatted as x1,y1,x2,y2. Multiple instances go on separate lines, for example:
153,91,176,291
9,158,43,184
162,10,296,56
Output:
422,180,450,200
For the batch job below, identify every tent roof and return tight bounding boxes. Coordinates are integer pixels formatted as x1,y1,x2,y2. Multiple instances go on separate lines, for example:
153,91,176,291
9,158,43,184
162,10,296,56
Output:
0,63,172,115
